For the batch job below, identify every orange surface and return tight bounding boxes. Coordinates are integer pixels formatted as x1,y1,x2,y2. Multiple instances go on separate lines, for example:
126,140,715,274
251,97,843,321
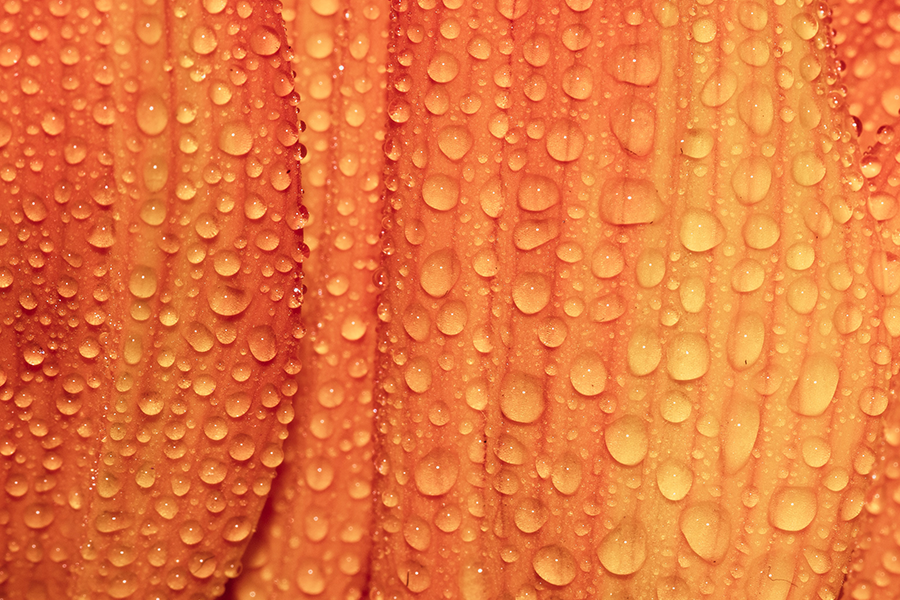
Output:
3,1,900,599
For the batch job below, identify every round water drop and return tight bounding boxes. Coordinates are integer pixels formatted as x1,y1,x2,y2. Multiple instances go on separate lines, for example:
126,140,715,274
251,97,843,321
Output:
136,93,168,136
627,327,662,376
656,459,692,501
769,487,816,531
420,249,460,298
659,389,691,423
403,516,431,551
24,503,55,529
738,36,770,66
680,503,730,562
636,249,666,288
218,121,253,156
129,266,158,299
731,157,771,204
591,242,625,279
738,86,774,136
743,213,780,249
532,545,577,586
512,272,550,315
249,325,277,362
422,174,459,211
597,519,648,575
680,128,713,159
786,277,818,314
546,120,584,162
214,250,241,277
414,448,459,496
666,333,710,381
858,387,889,417
436,300,467,335
680,208,724,252
801,436,831,468
190,25,217,54
700,67,738,107
789,354,839,416
403,303,431,342
728,312,765,370
500,371,544,424
514,498,548,533
427,52,460,83
599,178,663,225
562,65,593,100
250,26,282,56
517,174,559,211
404,356,433,393
608,44,660,86
208,285,251,316
791,152,826,187
611,99,655,156
184,322,216,353
692,18,716,43
437,125,473,161
605,415,648,466
537,317,567,348
569,351,607,396
550,453,582,495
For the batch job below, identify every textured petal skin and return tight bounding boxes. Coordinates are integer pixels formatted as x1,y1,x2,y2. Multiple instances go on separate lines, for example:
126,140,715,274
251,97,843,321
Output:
369,1,890,598
225,0,387,597
0,1,303,598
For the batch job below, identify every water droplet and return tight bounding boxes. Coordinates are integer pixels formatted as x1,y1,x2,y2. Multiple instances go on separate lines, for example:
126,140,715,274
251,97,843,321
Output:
692,18,717,43
218,121,253,156
788,354,839,416
801,436,831,468
666,333,710,381
611,99,655,156
437,125,473,160
700,67,738,107
398,561,431,593
738,36,770,67
24,503,55,529
858,387,889,417
533,545,577,586
608,44,660,85
517,174,559,211
738,86,774,136
605,415,648,466
199,458,227,485
597,519,648,575
250,26,281,56
427,52,459,83
190,25,217,54
136,93,168,136
569,351,608,396
208,285,251,316
636,249,666,288
514,498,548,533
680,128,713,159
680,503,730,562
660,389,692,423
562,65,593,99
742,213,780,249
627,327,662,376
791,151,826,187
436,301,467,335
656,459,692,501
599,178,663,225
500,372,544,424
248,325,277,362
512,273,551,314
551,453,582,495
769,487,816,531
422,174,459,211
546,120,584,162
415,448,459,496
420,249,460,298
184,322,215,353
728,312,765,369
723,398,760,473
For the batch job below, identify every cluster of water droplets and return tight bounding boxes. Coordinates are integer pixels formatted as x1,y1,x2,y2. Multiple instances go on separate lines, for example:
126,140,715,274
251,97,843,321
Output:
370,0,890,598
0,0,303,597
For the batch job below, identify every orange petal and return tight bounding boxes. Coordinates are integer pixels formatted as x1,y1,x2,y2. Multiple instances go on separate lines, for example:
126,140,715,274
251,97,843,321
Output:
369,1,886,598
225,0,387,597
0,1,302,597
